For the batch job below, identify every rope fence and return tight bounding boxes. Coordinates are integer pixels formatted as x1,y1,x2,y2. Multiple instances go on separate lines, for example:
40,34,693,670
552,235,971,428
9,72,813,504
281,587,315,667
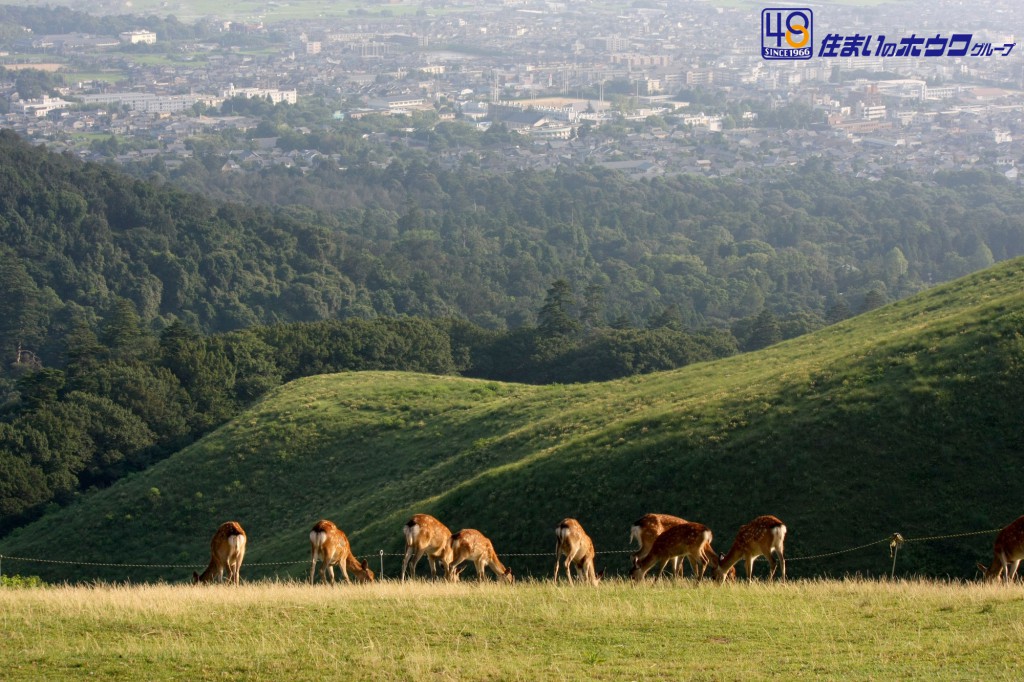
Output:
0,528,1004,582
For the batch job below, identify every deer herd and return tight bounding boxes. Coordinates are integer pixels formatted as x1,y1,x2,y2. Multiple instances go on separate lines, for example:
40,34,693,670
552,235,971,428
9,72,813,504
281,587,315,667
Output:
192,513,1024,587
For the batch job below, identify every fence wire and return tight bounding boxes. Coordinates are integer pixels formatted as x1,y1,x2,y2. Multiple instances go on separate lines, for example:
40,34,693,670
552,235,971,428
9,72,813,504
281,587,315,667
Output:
0,527,1004,580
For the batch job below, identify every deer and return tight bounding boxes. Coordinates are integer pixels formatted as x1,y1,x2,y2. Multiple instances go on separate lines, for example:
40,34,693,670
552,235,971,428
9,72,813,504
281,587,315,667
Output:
977,515,1024,583
309,519,375,585
715,515,787,582
630,521,714,582
401,513,455,581
448,529,514,583
707,546,737,582
553,518,602,585
630,513,687,577
193,521,247,585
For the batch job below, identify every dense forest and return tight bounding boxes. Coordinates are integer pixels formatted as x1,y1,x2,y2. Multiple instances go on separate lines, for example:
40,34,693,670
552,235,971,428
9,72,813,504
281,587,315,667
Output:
2,128,1024,537
4,130,1023,360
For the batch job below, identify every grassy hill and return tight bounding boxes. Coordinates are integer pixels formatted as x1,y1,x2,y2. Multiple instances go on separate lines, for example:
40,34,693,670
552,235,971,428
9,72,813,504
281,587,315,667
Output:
2,259,1023,582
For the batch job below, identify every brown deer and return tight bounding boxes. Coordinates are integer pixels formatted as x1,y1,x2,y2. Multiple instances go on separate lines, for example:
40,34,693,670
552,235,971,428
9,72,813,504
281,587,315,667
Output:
629,513,686,577
715,515,787,582
630,521,714,582
309,519,375,585
707,546,737,582
977,515,1024,583
401,514,454,580
449,529,514,583
553,518,601,585
193,521,247,585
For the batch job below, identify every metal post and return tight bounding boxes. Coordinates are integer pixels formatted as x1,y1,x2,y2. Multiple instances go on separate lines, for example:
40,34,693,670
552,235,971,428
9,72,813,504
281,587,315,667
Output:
379,549,384,580
888,533,904,580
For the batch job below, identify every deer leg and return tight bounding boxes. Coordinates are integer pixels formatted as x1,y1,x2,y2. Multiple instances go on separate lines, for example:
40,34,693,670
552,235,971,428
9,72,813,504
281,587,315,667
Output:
401,548,414,580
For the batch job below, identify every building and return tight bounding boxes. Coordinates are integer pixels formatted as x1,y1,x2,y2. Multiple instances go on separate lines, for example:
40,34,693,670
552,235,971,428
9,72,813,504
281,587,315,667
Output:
15,95,71,117
119,30,157,45
223,85,298,105
77,92,205,113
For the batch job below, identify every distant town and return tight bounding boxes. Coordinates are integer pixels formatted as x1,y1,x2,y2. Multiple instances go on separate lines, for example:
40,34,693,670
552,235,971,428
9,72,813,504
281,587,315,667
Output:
1,0,1022,180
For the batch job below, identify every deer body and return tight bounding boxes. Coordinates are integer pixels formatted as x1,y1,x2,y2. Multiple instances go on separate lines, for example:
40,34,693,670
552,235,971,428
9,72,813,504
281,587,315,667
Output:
309,519,375,584
449,529,514,583
978,515,1024,582
194,521,247,585
716,515,787,582
553,518,600,585
401,514,454,580
630,521,714,582
630,513,686,577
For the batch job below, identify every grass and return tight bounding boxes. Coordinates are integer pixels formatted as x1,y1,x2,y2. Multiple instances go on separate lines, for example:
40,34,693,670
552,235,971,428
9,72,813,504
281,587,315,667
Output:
2,259,1024,583
0,579,1022,680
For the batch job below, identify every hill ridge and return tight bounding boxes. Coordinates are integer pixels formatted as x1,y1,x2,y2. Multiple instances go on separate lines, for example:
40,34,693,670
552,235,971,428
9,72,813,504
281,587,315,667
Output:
2,258,1023,580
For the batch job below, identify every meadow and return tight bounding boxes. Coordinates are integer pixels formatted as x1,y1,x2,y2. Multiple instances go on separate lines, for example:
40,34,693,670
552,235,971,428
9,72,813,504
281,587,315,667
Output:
1,579,1021,680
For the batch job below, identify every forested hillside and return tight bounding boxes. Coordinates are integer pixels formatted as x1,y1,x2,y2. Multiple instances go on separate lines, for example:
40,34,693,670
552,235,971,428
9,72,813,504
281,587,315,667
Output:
3,128,1024,539
3,258,1022,581
4,130,1024,373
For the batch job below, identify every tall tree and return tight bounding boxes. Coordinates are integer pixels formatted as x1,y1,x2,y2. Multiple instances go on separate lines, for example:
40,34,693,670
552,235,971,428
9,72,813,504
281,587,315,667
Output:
537,279,580,338
746,309,781,351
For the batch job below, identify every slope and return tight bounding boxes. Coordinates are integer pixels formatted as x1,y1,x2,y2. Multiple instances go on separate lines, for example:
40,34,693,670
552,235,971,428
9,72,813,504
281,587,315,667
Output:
2,258,1023,581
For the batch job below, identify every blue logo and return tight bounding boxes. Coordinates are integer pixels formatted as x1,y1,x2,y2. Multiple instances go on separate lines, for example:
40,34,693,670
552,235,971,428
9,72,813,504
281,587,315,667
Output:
762,8,813,60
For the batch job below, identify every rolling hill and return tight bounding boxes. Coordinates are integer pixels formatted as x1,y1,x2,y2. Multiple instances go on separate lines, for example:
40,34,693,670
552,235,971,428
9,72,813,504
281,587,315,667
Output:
2,257,1023,582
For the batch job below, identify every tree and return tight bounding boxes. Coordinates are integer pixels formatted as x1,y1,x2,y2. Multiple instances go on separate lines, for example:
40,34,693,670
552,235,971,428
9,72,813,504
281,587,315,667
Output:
99,298,144,359
883,247,909,284
745,309,781,351
825,298,852,325
0,253,47,359
15,368,65,410
537,279,580,338
859,289,886,313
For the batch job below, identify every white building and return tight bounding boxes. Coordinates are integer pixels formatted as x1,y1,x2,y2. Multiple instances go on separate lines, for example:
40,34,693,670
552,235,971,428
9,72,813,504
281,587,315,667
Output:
16,95,71,117
77,92,203,113
119,30,157,45
223,84,298,105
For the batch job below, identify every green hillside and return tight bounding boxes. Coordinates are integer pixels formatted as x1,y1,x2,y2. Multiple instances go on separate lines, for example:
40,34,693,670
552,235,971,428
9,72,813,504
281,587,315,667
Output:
3,258,1023,582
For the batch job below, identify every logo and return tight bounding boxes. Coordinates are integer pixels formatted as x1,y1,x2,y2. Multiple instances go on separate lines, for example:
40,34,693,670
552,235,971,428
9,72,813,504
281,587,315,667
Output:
762,8,812,60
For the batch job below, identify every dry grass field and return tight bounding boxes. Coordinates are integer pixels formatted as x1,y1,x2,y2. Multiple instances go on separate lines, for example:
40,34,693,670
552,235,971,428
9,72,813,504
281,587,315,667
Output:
1,579,1022,680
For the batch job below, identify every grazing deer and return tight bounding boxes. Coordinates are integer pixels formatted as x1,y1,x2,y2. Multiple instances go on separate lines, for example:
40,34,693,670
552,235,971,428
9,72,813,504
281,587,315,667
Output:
193,521,247,585
630,521,714,582
707,547,737,582
401,514,454,580
553,518,601,585
449,529,514,583
309,519,375,585
630,513,687,577
715,515,787,582
977,515,1024,583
